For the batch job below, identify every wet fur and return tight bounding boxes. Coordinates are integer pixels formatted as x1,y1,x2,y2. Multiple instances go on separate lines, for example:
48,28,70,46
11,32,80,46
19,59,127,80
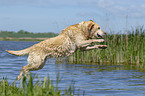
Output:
6,20,107,80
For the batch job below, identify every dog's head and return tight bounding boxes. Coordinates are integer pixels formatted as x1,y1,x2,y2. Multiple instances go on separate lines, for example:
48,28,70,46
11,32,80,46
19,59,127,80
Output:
85,20,106,39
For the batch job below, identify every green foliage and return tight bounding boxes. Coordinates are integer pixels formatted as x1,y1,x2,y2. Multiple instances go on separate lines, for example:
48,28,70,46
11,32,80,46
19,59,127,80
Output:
0,30,58,39
66,26,145,65
0,74,81,96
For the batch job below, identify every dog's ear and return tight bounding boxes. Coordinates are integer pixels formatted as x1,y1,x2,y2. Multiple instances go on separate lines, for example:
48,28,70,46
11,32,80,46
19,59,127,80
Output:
89,20,94,22
88,23,95,32
88,23,95,38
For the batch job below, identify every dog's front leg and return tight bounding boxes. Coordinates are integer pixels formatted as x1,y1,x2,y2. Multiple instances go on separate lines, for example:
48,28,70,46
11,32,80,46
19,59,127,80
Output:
80,45,107,51
77,39,104,47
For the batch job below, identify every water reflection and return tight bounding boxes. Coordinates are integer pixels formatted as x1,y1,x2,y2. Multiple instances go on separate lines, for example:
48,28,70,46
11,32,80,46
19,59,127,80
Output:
57,63,145,95
0,41,145,96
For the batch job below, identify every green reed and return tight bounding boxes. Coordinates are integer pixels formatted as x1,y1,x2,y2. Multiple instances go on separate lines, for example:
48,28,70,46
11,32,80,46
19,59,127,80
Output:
66,26,145,65
0,74,82,96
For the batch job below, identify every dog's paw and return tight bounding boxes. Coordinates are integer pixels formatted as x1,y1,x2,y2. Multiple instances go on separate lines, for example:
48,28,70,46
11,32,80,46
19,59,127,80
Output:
94,39,104,42
99,39,105,42
98,45,107,49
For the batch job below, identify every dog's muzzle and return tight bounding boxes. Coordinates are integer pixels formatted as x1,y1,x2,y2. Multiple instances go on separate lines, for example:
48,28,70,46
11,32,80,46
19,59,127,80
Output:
97,33,103,38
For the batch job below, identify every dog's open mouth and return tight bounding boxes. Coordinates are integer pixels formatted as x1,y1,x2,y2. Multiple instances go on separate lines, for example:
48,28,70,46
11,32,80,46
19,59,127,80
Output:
97,33,103,38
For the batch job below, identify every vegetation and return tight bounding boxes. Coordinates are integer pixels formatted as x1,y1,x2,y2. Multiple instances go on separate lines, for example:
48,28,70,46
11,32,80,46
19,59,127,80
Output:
0,74,83,96
0,27,144,64
0,27,144,95
65,26,145,65
0,30,58,41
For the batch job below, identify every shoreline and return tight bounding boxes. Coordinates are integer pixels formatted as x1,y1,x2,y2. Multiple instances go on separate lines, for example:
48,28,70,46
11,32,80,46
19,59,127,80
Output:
0,37,47,41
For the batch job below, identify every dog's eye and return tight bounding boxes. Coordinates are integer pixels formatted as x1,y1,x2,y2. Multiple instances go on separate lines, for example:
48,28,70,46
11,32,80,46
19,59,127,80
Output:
98,27,100,29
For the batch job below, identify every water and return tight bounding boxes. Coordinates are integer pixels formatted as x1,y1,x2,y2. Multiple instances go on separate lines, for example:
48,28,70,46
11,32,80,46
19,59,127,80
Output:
1,41,145,96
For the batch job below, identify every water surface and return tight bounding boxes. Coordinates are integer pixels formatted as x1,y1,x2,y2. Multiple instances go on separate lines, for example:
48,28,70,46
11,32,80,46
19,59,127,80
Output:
0,41,145,96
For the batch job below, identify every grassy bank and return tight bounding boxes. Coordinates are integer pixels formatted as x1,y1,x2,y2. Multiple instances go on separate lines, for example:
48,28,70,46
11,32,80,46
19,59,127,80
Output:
65,26,145,65
0,74,83,96
0,30,58,41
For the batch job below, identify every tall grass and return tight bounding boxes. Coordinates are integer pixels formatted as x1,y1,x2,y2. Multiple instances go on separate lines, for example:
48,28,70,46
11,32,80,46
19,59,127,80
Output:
66,26,145,65
0,74,83,96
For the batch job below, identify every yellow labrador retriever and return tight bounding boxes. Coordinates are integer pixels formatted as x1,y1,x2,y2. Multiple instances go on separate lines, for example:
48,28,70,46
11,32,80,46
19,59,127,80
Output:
6,20,107,80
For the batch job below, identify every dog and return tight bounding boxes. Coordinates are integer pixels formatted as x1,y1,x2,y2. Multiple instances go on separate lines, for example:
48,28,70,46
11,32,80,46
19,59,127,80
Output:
6,20,107,80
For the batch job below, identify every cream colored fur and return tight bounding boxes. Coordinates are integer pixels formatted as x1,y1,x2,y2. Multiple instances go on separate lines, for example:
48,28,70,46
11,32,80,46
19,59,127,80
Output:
6,20,107,80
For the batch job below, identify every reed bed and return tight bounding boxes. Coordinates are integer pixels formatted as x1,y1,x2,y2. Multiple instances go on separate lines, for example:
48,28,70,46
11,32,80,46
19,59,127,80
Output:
65,26,145,65
0,74,83,96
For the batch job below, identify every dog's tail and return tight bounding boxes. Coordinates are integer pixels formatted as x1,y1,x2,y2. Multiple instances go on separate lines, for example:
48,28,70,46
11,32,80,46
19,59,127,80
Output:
6,47,32,56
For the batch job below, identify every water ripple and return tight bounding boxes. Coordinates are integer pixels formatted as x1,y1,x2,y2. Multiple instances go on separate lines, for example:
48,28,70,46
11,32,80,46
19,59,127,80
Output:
1,41,145,96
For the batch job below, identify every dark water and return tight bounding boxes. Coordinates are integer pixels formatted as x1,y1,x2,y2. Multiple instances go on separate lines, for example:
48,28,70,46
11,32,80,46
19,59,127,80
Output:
1,41,145,96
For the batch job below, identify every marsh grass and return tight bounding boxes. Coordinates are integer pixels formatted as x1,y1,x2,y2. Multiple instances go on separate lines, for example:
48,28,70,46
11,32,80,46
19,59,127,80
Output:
0,74,82,96
64,26,145,65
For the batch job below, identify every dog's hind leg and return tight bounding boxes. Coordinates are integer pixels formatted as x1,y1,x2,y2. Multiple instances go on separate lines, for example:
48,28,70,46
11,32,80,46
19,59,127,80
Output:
17,51,48,80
